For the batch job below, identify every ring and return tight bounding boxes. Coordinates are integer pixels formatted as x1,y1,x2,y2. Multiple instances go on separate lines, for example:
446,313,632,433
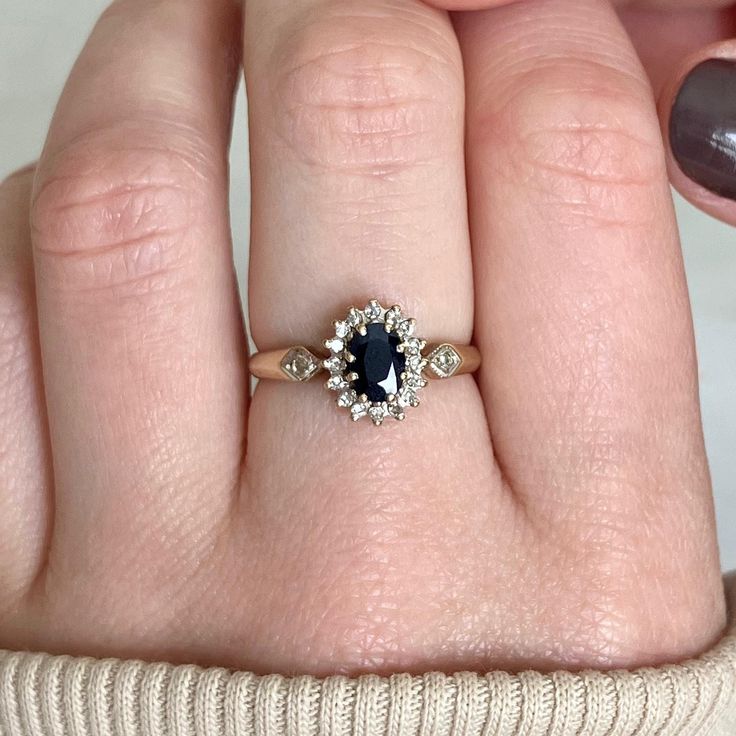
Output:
249,299,481,425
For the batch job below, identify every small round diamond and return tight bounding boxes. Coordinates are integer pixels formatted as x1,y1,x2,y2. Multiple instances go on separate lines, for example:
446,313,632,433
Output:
403,373,427,389
387,402,405,420
402,337,425,353
368,405,386,425
323,355,346,372
351,401,369,421
337,389,357,407
364,300,382,321
334,320,350,338
324,337,344,353
326,375,347,391
347,307,364,326
405,353,427,372
384,305,402,329
396,319,415,338
398,386,420,407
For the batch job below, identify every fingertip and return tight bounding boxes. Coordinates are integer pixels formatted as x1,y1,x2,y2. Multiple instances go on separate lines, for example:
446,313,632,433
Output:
660,42,736,227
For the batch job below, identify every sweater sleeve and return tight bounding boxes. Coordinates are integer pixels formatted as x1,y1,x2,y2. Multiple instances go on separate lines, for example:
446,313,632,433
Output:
1,574,735,736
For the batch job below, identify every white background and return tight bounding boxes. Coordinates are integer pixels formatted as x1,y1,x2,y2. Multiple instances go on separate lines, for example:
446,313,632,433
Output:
2,2,735,569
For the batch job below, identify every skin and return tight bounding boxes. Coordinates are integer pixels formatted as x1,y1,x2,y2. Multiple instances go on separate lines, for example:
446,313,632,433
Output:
0,0,732,677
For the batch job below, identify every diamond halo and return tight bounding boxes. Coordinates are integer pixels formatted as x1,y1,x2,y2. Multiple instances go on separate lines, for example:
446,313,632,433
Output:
322,299,428,425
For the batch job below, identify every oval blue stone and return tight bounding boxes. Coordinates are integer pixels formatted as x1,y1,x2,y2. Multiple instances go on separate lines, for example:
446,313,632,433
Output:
348,323,405,402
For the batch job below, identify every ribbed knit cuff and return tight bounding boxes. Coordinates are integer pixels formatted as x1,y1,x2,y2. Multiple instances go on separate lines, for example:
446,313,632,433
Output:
1,575,735,736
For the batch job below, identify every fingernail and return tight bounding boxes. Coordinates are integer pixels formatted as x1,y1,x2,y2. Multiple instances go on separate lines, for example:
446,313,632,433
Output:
670,58,736,201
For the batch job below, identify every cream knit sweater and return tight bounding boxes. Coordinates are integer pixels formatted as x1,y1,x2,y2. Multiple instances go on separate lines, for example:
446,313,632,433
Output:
1,576,734,736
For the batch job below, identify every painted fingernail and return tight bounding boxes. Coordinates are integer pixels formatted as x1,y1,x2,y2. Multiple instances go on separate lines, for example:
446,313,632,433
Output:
670,59,736,201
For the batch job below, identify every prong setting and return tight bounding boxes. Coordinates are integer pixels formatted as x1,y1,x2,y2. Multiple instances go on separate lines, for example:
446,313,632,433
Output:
322,300,428,425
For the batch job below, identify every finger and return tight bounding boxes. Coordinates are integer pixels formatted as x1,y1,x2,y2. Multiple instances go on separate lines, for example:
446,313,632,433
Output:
30,0,246,582
621,0,734,6
245,0,473,348
423,0,734,10
620,6,734,96
0,167,50,602
659,41,736,225
425,0,735,96
456,0,724,658
241,0,506,673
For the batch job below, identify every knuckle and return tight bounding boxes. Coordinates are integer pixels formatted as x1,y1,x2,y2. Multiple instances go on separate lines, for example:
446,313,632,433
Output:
31,129,212,296
479,61,666,229
271,3,462,175
1,163,36,191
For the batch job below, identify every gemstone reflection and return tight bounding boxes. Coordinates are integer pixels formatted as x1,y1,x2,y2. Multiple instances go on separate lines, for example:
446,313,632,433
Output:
348,323,405,402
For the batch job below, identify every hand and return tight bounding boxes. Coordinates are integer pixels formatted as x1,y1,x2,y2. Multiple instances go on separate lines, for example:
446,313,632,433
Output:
0,0,727,676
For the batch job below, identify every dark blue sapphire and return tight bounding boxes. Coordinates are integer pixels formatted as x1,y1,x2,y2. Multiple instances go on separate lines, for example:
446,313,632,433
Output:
349,323,405,402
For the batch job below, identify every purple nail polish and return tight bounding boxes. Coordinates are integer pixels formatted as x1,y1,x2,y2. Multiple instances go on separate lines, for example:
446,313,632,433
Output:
670,59,736,201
